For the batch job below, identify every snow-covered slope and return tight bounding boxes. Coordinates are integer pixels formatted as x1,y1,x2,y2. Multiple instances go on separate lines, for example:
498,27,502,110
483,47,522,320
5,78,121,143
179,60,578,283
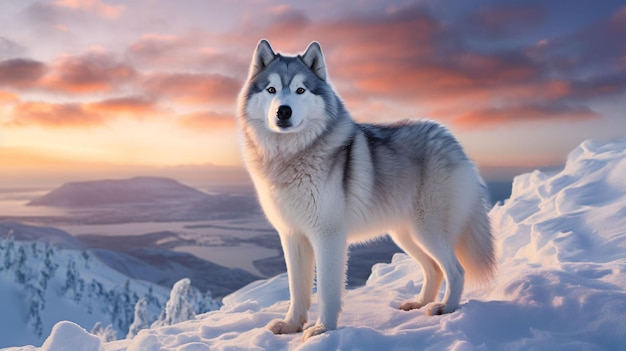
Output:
0,234,219,348
14,138,626,350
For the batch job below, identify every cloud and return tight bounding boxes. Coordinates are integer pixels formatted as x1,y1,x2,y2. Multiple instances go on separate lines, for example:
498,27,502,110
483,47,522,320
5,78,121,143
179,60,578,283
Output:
142,72,241,106
0,37,26,59
41,52,137,94
9,101,104,128
453,103,599,130
126,33,248,75
53,0,125,19
178,110,236,131
4,95,161,128
0,58,47,89
86,95,161,117
461,4,546,39
236,2,622,129
0,91,20,104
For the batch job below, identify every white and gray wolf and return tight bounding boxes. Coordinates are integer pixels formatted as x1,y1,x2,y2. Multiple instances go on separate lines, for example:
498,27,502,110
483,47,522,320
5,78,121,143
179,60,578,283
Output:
237,39,496,341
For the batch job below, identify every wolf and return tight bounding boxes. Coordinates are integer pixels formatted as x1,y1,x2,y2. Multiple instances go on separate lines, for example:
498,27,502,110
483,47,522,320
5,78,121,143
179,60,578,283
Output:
237,40,496,341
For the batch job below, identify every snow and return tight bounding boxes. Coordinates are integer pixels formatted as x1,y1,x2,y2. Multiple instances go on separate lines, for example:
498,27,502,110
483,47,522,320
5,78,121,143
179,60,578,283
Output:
40,321,104,351
8,138,626,350
0,234,220,348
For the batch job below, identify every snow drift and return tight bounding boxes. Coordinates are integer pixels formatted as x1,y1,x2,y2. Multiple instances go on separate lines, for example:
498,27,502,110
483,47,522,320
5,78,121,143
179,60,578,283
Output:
11,138,626,350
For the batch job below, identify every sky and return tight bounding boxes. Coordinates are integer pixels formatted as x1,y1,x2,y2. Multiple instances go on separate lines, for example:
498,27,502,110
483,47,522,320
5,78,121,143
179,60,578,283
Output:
0,0,625,187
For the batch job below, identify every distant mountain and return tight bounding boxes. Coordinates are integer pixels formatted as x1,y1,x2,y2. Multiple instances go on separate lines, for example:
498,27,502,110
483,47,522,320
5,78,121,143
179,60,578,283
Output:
18,177,260,225
27,177,209,207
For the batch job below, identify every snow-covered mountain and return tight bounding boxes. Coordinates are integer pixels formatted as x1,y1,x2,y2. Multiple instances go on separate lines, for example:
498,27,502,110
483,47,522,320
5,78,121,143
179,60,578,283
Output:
0,233,220,348
10,138,626,350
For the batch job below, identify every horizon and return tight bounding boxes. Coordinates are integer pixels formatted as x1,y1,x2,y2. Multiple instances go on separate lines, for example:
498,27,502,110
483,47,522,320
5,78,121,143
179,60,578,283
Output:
1,0,625,188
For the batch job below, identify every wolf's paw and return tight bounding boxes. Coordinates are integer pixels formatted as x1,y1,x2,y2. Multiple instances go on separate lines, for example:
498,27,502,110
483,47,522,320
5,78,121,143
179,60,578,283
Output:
302,323,327,341
424,302,457,316
266,319,302,334
399,301,426,311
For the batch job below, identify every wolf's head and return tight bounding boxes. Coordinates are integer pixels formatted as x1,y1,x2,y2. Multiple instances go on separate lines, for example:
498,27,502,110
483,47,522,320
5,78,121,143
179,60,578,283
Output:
238,40,339,137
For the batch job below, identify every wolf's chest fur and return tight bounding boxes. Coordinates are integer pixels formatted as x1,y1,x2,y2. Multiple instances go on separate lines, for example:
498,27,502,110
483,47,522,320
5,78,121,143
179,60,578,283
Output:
250,149,347,234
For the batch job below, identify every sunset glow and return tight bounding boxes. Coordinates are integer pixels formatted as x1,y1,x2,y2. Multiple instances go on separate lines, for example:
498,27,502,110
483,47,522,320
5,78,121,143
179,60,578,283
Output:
1,0,625,186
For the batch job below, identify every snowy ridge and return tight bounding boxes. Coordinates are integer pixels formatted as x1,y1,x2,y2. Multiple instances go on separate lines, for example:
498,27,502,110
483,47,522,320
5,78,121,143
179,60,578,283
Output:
11,138,626,350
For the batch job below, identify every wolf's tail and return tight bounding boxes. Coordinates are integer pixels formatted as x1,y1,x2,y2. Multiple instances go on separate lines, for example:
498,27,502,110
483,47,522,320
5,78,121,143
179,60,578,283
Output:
455,195,497,285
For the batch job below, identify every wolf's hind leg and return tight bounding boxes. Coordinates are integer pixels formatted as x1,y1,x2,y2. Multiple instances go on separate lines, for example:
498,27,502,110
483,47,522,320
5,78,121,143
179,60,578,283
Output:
390,229,443,311
266,233,315,334
411,223,465,316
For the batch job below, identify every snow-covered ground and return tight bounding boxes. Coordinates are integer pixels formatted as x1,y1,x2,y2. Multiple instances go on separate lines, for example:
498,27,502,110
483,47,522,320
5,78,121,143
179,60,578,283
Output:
8,138,626,351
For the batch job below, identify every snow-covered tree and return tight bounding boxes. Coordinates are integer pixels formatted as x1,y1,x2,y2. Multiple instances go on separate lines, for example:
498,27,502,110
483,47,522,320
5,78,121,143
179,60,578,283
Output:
3,234,15,270
109,279,137,337
42,243,58,280
127,298,149,338
102,324,117,342
192,288,221,313
81,250,90,269
25,283,44,337
91,321,103,335
31,242,42,259
145,285,162,310
62,258,84,303
152,278,195,327
14,246,29,284
90,322,117,342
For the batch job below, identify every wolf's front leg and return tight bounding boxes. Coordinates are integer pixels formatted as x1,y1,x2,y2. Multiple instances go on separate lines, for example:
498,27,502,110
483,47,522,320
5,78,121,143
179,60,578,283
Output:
266,233,315,334
302,232,347,341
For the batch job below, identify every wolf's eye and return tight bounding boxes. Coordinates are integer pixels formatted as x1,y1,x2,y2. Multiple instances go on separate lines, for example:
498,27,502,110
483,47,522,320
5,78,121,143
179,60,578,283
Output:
296,87,306,95
267,87,276,94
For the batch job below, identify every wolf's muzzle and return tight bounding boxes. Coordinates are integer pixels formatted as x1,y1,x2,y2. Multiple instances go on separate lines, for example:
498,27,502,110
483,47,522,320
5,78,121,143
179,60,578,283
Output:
277,105,292,121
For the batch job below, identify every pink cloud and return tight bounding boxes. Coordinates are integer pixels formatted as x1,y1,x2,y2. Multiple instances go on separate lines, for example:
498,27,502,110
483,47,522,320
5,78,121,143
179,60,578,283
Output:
142,72,240,106
453,103,599,130
53,0,125,19
9,101,104,128
40,52,136,94
0,58,47,89
178,110,235,131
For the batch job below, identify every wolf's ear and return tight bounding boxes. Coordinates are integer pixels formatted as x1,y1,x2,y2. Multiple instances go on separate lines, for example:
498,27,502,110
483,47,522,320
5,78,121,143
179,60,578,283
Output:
249,39,275,78
301,42,326,81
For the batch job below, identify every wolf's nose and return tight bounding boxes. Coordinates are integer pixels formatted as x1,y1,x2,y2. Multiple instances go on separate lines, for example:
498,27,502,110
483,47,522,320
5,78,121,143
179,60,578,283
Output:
277,105,292,120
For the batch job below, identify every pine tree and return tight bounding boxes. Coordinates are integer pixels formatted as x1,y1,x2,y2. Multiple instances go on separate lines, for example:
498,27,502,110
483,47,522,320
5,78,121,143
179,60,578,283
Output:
81,250,90,269
3,234,15,270
62,259,76,294
25,282,44,337
31,242,41,259
43,244,58,280
62,258,84,302
102,324,117,342
162,278,195,326
110,279,136,336
14,245,29,284
127,298,149,339
91,322,116,341
91,321,103,336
